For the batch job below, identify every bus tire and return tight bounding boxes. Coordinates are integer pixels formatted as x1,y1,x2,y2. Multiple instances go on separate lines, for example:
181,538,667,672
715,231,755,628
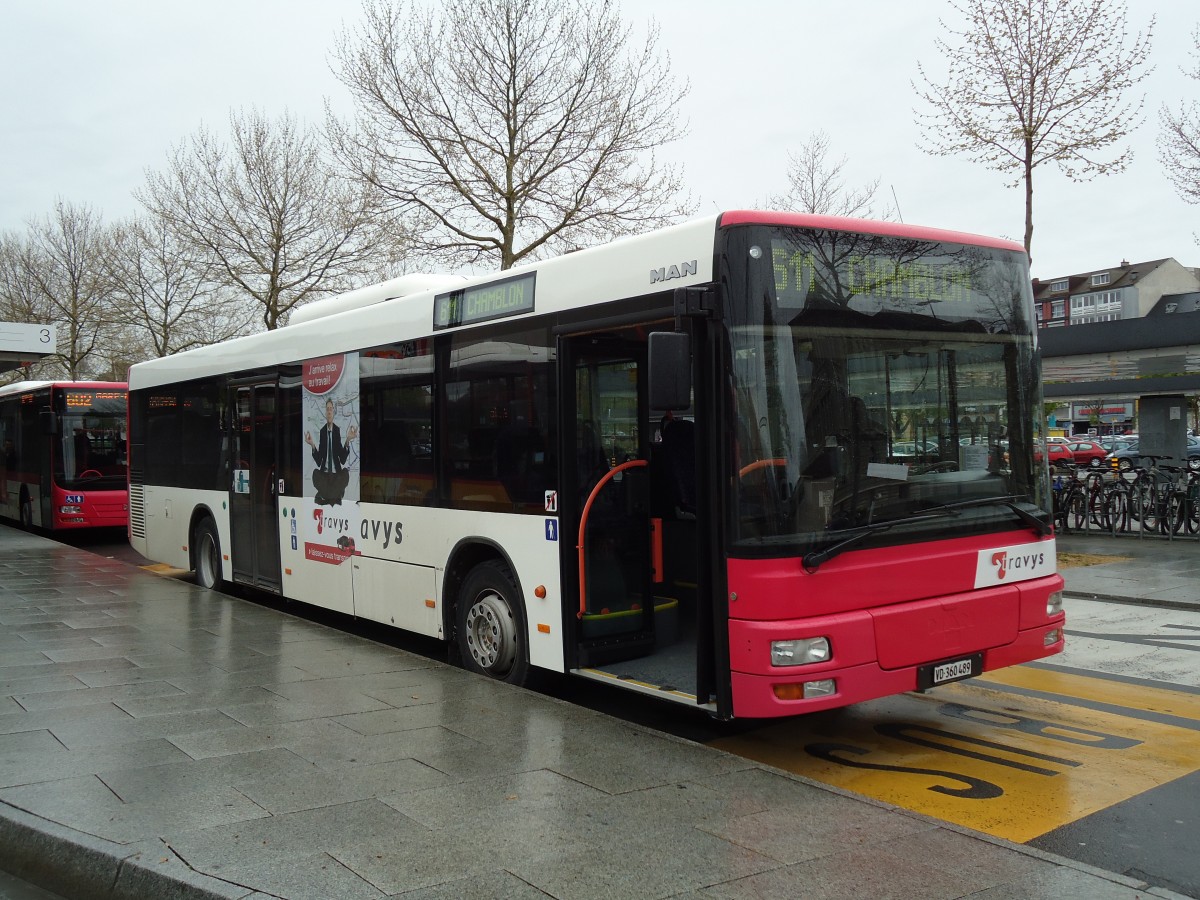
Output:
456,560,529,686
18,488,33,531
193,518,224,592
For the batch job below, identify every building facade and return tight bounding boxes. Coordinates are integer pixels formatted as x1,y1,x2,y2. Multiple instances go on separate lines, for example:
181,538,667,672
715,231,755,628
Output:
1034,259,1200,435
1032,258,1200,329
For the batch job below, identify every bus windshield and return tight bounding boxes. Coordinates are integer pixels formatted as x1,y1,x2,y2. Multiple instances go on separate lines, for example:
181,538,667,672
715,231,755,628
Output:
54,391,127,490
723,224,1049,554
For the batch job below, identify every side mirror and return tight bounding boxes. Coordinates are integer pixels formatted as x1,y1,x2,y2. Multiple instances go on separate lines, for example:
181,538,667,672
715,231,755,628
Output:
648,331,691,411
39,409,58,435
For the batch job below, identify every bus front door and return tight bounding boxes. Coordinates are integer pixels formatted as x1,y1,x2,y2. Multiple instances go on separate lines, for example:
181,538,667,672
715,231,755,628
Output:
564,335,657,666
229,382,282,591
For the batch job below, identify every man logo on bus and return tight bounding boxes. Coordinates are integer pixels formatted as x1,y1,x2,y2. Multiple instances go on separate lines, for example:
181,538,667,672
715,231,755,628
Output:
650,260,697,284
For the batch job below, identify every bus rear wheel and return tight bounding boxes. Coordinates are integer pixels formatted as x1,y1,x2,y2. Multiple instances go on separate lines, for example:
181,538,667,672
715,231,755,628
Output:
456,561,528,685
193,518,224,591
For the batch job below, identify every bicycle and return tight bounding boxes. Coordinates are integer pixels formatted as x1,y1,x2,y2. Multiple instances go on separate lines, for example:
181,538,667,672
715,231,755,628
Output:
1129,456,1190,535
1169,465,1200,535
1103,468,1137,533
1052,467,1084,532
1052,464,1113,532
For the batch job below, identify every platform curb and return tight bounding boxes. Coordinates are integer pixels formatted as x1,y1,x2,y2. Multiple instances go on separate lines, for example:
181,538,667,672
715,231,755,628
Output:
0,801,252,900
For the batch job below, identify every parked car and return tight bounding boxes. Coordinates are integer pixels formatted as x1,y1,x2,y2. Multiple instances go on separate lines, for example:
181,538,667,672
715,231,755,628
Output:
1064,439,1108,467
890,439,940,459
1097,434,1136,451
1034,441,1073,468
1105,437,1200,471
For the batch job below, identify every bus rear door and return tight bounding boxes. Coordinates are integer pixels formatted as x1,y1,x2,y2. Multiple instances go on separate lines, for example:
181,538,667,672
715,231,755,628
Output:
229,381,282,591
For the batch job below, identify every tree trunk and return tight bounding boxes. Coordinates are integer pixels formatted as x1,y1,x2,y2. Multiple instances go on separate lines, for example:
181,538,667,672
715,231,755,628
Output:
1023,147,1035,262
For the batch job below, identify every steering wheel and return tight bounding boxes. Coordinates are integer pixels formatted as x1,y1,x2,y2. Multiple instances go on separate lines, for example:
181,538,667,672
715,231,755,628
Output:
78,469,102,478
914,461,959,475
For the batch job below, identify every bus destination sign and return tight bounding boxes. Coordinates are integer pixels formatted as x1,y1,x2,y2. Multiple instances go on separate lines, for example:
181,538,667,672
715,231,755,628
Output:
65,390,125,408
772,245,975,308
433,271,535,330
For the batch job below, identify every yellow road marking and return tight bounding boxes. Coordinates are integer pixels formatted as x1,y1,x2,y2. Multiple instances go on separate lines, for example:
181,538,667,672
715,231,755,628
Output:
140,563,190,577
711,674,1200,843
978,666,1200,722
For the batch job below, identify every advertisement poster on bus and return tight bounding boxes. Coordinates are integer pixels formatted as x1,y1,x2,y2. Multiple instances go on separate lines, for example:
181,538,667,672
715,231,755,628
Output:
301,353,360,565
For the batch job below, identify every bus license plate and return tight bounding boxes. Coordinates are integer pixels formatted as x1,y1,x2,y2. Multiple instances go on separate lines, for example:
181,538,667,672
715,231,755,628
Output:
917,653,981,690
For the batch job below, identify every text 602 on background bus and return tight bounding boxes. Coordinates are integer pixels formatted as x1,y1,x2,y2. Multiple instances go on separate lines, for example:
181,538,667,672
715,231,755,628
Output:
126,211,1064,720
0,381,129,531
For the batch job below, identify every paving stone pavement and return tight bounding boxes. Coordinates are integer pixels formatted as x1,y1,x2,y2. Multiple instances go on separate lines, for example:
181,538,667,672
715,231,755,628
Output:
0,524,1189,899
1057,530,1200,611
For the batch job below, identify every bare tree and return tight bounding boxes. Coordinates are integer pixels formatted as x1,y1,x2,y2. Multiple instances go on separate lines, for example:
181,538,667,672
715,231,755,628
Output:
330,0,693,270
103,215,254,359
137,108,403,331
768,131,893,219
914,0,1154,259
14,201,115,379
1160,25,1200,233
87,324,153,382
0,232,51,384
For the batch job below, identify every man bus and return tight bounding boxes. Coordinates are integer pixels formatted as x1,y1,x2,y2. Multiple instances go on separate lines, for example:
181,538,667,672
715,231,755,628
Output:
126,212,1063,719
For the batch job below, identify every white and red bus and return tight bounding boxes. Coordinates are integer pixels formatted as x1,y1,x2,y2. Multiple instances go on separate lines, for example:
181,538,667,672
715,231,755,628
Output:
126,211,1063,719
0,381,129,531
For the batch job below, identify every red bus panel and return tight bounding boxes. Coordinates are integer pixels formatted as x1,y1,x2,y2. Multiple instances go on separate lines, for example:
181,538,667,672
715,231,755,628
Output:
726,531,1065,718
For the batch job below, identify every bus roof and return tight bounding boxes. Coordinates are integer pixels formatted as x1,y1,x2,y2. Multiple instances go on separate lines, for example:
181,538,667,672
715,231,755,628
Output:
717,210,1027,254
0,380,127,399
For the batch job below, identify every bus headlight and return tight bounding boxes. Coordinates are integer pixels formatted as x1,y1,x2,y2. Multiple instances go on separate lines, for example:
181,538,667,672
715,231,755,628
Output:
1047,591,1063,617
60,505,82,515
771,637,830,667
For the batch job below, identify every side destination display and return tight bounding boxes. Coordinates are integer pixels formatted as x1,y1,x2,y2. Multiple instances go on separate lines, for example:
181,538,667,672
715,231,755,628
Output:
434,271,536,330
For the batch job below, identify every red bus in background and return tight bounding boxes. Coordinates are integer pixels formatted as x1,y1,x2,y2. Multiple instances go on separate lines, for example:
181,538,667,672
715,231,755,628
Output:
0,381,129,531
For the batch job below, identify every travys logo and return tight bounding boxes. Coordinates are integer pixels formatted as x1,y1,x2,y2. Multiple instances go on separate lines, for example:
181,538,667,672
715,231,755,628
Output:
975,541,1054,588
311,508,351,536
991,550,1045,580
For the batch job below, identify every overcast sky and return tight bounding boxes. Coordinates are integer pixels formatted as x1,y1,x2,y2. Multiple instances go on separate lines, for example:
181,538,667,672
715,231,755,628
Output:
2,0,1197,281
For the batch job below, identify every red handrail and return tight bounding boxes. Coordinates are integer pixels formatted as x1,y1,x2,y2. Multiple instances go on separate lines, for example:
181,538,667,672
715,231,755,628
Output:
738,458,787,478
577,459,648,619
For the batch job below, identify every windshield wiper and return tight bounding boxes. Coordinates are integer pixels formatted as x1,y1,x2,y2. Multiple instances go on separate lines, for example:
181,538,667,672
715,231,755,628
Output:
802,510,955,572
802,495,1050,572
920,494,1051,537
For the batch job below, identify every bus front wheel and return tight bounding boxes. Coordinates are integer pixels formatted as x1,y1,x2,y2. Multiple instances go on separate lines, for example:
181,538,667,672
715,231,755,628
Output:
193,518,224,591
18,489,32,530
456,561,528,686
